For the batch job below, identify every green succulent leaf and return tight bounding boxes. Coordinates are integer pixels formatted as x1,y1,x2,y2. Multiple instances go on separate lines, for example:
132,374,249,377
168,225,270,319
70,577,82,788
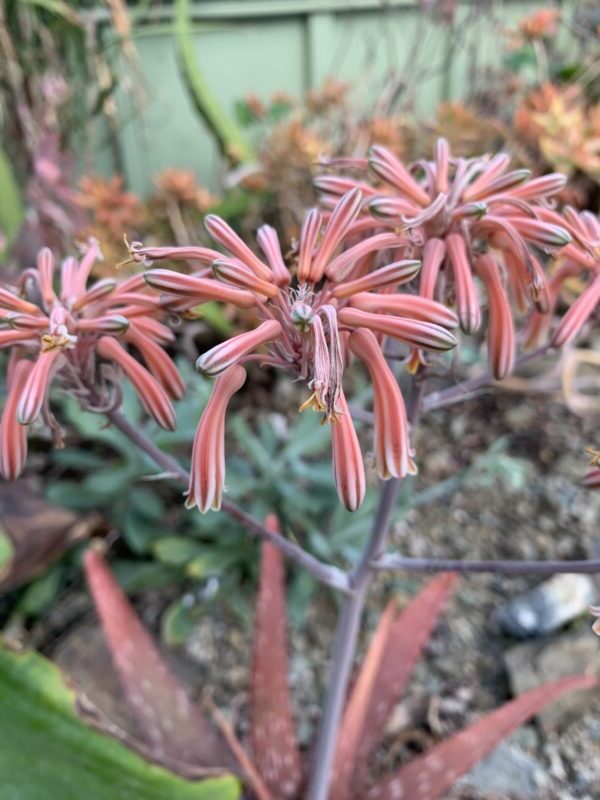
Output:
0,643,240,799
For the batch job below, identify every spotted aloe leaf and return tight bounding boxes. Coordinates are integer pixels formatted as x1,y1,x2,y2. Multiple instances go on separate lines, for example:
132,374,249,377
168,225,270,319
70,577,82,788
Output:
249,515,303,799
332,573,458,800
366,674,599,800
84,547,231,769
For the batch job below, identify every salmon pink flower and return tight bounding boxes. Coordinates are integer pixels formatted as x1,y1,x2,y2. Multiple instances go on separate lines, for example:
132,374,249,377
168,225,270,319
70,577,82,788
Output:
318,139,572,378
186,364,247,512
141,191,459,510
0,242,182,478
348,328,416,479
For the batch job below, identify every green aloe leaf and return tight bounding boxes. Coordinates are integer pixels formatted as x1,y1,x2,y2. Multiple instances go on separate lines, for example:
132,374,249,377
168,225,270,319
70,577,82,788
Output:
0,146,24,252
0,644,240,800
174,0,255,164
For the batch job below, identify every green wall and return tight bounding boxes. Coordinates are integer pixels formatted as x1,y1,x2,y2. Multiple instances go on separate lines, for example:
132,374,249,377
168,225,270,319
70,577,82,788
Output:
97,0,561,194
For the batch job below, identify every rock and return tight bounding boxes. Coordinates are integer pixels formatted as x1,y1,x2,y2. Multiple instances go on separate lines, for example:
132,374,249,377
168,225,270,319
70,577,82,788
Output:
460,741,548,798
504,629,600,736
496,574,597,638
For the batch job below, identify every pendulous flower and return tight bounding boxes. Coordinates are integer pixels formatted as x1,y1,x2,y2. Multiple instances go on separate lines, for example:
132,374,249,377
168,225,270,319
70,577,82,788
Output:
0,241,181,479
318,139,572,378
138,190,459,511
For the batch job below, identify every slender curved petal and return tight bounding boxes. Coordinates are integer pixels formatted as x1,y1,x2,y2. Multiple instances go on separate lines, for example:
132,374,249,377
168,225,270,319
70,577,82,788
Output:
186,364,247,512
349,328,416,479
474,255,515,380
331,390,366,511
97,336,176,430
0,360,33,479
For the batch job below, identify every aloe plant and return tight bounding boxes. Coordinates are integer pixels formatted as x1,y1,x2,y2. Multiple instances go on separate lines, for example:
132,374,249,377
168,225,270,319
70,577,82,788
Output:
83,528,597,800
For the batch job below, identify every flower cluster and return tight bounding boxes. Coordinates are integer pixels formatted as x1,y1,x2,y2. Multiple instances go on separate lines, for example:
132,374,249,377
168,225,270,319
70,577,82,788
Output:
317,139,572,379
0,240,181,480
131,190,459,511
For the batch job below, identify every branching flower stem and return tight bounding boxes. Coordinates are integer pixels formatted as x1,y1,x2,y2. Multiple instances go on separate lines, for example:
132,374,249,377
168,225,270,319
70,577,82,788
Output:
105,408,351,594
306,379,424,800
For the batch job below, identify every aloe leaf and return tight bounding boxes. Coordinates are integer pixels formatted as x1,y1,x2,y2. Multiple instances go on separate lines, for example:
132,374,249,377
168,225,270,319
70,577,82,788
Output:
0,146,24,252
174,0,255,164
0,643,240,800
249,515,302,799
368,674,598,800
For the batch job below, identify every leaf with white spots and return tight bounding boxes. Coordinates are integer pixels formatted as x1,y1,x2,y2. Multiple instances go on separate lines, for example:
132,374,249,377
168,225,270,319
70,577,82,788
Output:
250,516,303,799
84,547,231,768
367,674,598,800
332,573,458,800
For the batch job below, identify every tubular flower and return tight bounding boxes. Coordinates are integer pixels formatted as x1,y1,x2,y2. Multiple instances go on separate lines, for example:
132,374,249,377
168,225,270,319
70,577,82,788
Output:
520,208,600,350
140,191,459,511
186,365,247,512
0,242,182,479
318,139,573,377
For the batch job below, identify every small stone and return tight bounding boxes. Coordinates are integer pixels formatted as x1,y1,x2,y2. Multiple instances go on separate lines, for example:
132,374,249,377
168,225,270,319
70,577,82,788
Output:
504,629,600,736
495,574,597,638
460,741,548,798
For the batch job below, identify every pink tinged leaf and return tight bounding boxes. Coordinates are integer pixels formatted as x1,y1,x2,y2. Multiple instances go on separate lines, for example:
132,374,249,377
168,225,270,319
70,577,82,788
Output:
36,247,57,310
250,515,303,799
368,146,430,207
212,258,279,299
332,574,458,800
97,336,176,430
419,238,445,300
338,307,457,352
331,389,366,511
17,349,62,425
348,328,416,479
552,273,600,348
348,293,458,329
474,255,515,380
144,270,256,309
0,360,32,480
83,547,232,767
309,189,363,283
333,260,420,300
125,328,185,400
326,235,412,284
445,233,481,334
368,674,599,800
297,208,323,283
256,225,291,287
186,364,246,512
204,215,273,283
461,153,511,202
195,320,282,378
